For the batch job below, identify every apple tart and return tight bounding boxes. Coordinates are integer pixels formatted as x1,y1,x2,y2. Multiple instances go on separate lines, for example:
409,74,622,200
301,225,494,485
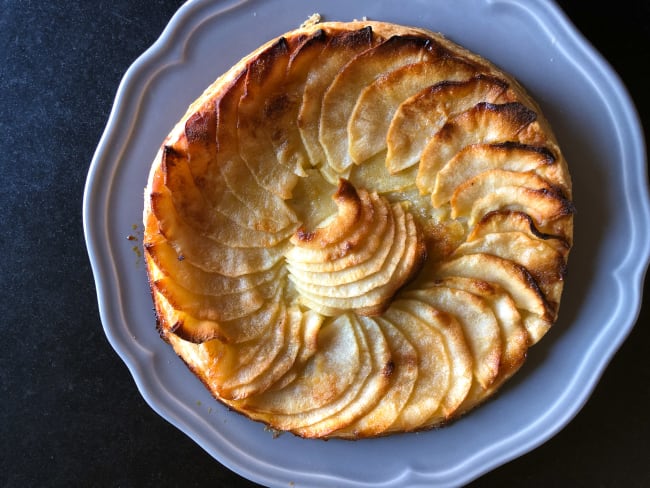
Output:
143,19,573,439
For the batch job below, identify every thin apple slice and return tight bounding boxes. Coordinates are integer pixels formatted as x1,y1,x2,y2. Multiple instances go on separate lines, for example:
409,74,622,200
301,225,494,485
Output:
348,57,477,164
219,306,305,400
450,169,574,228
159,145,296,246
165,301,286,402
469,210,572,251
298,26,376,169
417,102,542,194
287,190,389,273
291,198,403,298
334,316,418,437
287,193,392,285
291,202,426,316
392,298,473,424
145,237,283,298
386,75,512,173
348,152,418,195
376,309,449,431
432,142,562,207
404,286,502,390
437,276,528,397
235,313,370,432
435,253,554,343
237,38,300,197
269,29,330,177
165,290,284,344
150,189,288,276
209,69,298,232
320,35,443,174
152,268,282,324
288,179,362,250
303,315,392,438
266,310,324,392
454,231,567,309
285,182,374,265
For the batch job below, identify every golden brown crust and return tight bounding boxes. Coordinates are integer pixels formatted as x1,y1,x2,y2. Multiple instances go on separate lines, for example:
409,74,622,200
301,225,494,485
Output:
143,19,573,439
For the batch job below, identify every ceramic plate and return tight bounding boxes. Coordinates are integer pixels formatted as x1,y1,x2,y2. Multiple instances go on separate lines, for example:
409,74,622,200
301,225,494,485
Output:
83,0,649,486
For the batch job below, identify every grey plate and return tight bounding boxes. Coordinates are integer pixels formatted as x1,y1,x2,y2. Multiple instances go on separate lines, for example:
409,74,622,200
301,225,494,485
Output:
83,0,650,486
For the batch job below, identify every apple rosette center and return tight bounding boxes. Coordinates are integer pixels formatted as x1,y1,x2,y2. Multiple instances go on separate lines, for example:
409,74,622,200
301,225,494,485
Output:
285,179,427,316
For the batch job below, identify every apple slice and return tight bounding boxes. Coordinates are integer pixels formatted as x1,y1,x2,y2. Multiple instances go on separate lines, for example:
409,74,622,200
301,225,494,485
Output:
150,189,288,276
469,210,573,251
291,202,426,316
437,276,528,398
291,198,404,299
287,193,392,285
159,145,297,246
145,236,283,298
209,69,298,231
334,315,418,437
266,310,324,392
287,190,389,273
432,142,562,207
348,152,419,195
435,253,554,343
450,169,574,229
320,35,443,174
405,285,502,390
417,102,541,194
234,313,370,432
218,306,305,400
164,290,284,344
237,38,301,196
208,302,289,399
386,74,512,173
348,57,477,164
302,315,392,438
454,231,567,309
298,26,376,169
376,308,449,431
392,298,473,424
152,267,282,324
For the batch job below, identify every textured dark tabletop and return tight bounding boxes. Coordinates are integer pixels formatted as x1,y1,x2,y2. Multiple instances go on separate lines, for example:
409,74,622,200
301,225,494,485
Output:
1,1,648,486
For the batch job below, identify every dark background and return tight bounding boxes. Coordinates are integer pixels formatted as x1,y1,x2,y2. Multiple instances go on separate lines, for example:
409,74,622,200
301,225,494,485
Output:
1,1,648,486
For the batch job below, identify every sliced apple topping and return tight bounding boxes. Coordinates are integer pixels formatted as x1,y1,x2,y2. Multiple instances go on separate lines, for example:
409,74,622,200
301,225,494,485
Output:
405,285,502,390
432,142,564,207
233,313,372,432
391,299,473,424
160,145,296,248
435,253,554,344
450,169,574,229
386,74,513,173
374,309,450,431
144,21,573,439
298,26,377,170
333,316,418,437
237,38,300,197
301,315,392,438
286,180,426,316
348,57,478,164
469,210,573,250
417,102,543,195
320,35,448,174
162,290,284,344
211,70,298,231
150,188,288,276
437,276,528,392
454,231,567,310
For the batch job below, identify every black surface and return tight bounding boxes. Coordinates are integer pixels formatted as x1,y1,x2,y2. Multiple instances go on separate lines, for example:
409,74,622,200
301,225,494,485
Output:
1,1,648,486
